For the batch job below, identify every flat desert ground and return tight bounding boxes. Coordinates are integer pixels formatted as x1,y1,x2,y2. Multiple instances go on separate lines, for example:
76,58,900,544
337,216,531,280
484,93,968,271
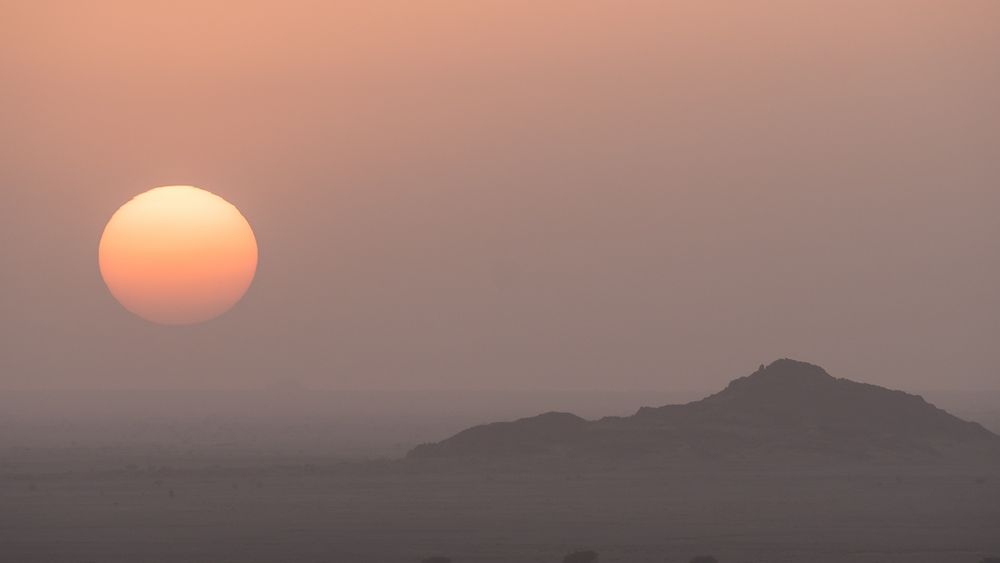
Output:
3,447,999,563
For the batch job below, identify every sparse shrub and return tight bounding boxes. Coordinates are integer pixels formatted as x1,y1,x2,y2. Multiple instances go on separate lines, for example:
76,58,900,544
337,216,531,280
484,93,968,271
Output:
563,550,598,563
688,557,718,563
420,557,452,563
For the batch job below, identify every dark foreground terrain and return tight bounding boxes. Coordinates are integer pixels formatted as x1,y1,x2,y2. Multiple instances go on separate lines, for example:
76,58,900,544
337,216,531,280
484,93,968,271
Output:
5,361,999,562
3,448,999,563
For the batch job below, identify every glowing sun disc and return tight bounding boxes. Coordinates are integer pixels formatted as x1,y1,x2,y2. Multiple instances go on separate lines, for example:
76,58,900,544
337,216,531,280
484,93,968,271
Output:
99,185,258,325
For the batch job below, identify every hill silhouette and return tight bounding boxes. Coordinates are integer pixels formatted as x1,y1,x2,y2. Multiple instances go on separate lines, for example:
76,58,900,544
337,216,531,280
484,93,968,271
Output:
408,359,1000,462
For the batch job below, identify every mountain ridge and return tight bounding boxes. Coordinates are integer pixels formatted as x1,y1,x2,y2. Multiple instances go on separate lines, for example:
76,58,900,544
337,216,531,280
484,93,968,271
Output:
408,359,1000,462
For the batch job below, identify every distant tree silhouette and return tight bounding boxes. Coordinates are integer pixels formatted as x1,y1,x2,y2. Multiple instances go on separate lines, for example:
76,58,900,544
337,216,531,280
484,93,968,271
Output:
562,550,598,563
420,557,452,563
688,557,718,563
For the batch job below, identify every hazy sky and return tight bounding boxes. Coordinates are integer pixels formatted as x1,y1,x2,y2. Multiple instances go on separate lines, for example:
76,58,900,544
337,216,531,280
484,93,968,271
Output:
2,1,998,393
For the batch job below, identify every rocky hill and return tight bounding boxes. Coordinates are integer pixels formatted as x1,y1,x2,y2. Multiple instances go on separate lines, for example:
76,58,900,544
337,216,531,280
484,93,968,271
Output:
408,359,1000,462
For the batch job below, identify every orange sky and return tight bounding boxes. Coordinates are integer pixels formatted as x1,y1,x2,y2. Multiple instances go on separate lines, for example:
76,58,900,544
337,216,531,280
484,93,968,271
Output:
1,1,998,392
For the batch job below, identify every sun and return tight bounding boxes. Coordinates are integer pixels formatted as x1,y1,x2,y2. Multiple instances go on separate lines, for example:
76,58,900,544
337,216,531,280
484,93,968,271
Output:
98,186,258,325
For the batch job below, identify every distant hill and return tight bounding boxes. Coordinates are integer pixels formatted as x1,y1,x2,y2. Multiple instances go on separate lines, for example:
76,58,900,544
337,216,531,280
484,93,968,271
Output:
408,359,1000,462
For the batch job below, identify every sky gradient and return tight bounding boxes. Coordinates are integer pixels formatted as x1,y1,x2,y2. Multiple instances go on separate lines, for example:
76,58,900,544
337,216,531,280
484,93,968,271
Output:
2,1,998,393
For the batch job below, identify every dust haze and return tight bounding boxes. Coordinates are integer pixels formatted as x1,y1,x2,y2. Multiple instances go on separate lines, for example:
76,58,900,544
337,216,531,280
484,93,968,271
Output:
2,2,1000,562
2,0,999,392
